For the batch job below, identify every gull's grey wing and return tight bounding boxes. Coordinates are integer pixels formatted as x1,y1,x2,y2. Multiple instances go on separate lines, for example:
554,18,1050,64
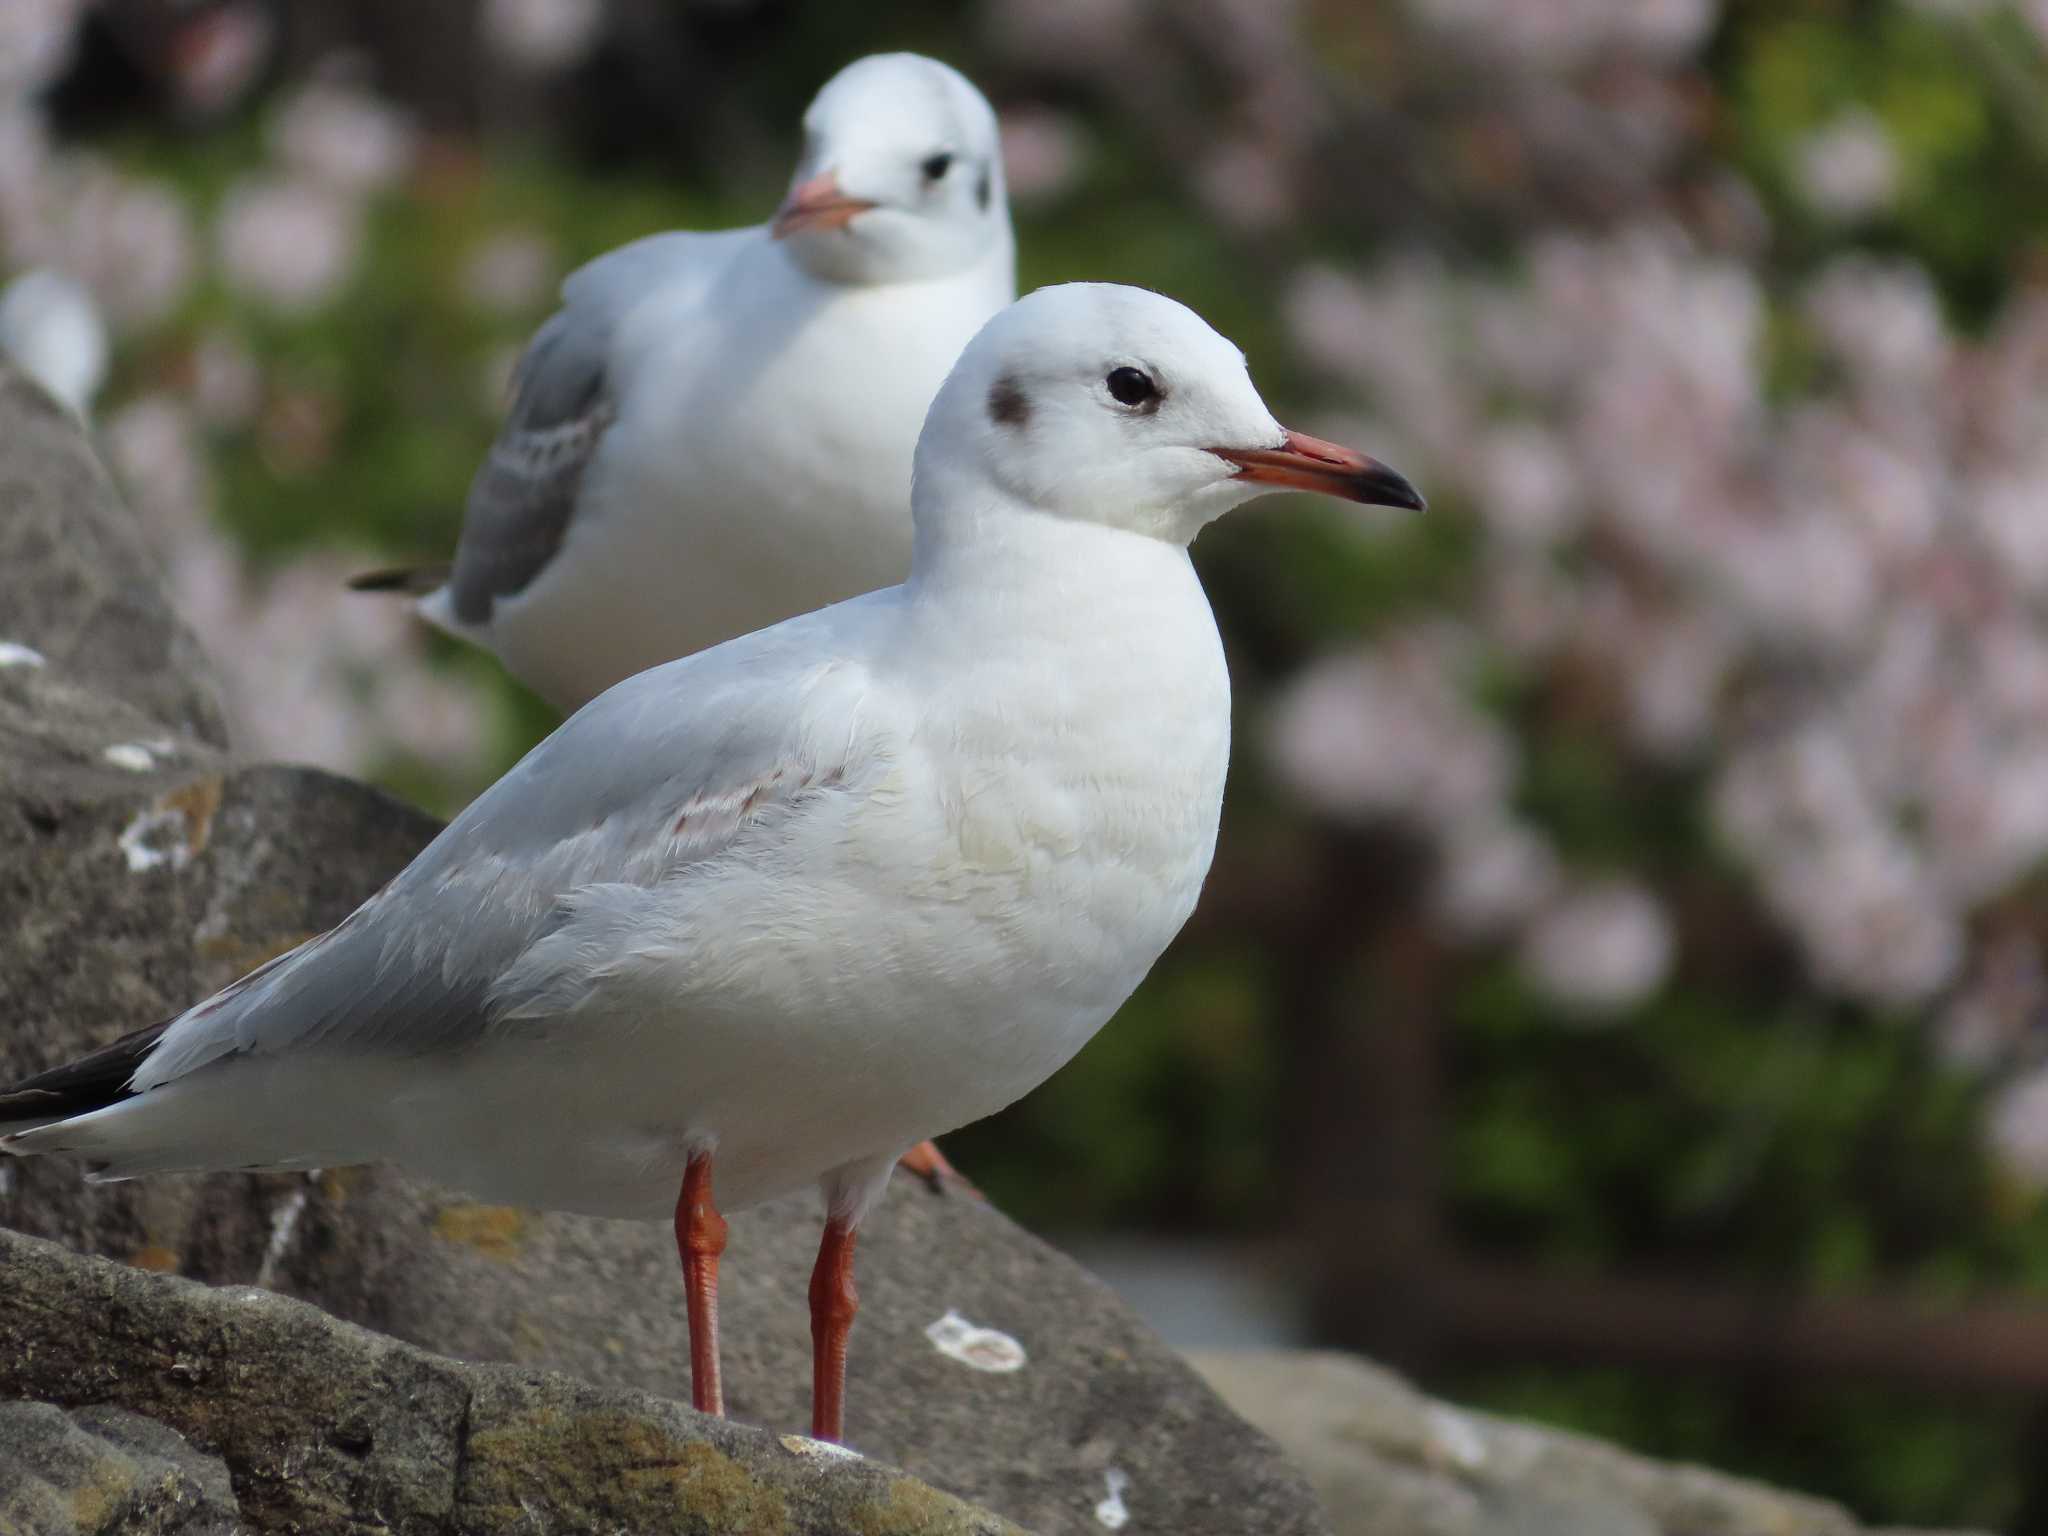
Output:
446,304,617,625
445,228,755,626
127,594,898,1093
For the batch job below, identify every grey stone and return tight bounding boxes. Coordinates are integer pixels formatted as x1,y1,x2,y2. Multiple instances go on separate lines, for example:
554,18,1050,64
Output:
0,355,444,1278
0,355,1333,1534
0,364,224,753
0,1225,1021,1535
0,1401,243,1536
1189,1350,1993,1536
271,1173,1320,1536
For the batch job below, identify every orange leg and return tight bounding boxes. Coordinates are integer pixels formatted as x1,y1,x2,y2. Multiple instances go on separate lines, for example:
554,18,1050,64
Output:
808,1216,860,1442
674,1150,729,1417
896,1138,981,1197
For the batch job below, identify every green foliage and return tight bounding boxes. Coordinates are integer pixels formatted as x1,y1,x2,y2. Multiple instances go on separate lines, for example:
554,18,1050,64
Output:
1726,0,2048,319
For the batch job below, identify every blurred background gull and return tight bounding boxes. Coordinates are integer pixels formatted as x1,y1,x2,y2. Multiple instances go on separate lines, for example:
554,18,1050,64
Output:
8,0,2048,1527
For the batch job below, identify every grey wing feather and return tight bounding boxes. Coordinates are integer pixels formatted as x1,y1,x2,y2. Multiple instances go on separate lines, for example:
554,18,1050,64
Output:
129,597,893,1094
446,228,753,627
446,309,616,625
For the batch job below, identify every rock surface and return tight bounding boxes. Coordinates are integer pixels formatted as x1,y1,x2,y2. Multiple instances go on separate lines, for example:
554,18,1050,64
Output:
0,1401,242,1536
273,1174,1305,1536
0,1226,1021,1536
0,356,1330,1535
1190,1350,1989,1536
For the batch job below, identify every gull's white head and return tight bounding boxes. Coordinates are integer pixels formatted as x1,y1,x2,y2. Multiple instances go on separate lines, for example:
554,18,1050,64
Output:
772,53,1012,287
913,283,1424,547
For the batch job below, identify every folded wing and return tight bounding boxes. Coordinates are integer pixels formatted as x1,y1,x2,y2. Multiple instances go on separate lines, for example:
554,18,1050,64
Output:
116,601,892,1100
444,228,754,627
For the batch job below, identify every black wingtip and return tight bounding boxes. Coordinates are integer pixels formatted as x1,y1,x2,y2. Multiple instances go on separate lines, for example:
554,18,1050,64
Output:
0,1018,170,1121
348,562,451,595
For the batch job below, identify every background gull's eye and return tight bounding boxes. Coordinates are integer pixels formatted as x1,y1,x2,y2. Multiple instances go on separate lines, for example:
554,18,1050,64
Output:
921,152,954,181
1106,366,1159,408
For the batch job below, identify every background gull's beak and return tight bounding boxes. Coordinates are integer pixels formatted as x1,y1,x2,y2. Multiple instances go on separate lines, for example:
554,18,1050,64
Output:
771,172,878,239
1214,428,1425,510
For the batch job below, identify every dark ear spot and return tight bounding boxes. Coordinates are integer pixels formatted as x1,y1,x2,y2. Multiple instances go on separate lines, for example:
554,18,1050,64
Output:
988,373,1030,428
976,167,992,211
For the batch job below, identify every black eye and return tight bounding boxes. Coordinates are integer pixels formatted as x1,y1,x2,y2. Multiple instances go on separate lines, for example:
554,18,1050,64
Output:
1106,366,1159,408
921,152,954,181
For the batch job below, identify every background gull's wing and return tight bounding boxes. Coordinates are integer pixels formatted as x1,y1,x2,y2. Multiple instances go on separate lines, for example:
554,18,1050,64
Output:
438,228,757,625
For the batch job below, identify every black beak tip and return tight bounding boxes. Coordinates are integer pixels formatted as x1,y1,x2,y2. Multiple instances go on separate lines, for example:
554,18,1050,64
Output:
1360,464,1426,512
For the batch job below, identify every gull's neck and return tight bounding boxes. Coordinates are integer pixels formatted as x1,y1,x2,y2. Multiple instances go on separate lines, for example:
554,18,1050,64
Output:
904,476,1202,639
784,215,1015,294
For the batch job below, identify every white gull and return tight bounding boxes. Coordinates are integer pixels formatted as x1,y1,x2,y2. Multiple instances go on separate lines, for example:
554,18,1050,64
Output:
354,51,1015,713
4,282,1423,1443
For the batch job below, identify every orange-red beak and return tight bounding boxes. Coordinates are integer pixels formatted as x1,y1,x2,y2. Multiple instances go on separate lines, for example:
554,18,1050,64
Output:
1214,428,1424,509
771,172,878,239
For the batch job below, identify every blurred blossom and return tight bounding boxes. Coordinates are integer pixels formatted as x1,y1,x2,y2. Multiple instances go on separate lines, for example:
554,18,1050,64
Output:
1781,407,1940,558
1520,880,1674,1015
1936,934,2047,1069
981,0,1144,68
1620,0,1721,57
187,331,263,430
1712,512,1876,649
207,551,491,777
1967,468,2048,596
1689,169,1774,258
1478,553,1582,657
1433,816,1562,938
271,74,418,194
216,178,363,313
1473,421,1583,548
481,0,607,71
105,386,486,779
1792,111,1898,221
0,0,83,96
463,230,557,314
104,394,212,545
998,107,1087,205
1266,630,1515,832
1286,209,2048,1045
1713,728,1963,1003
0,109,44,234
1194,139,1296,233
1803,256,1949,391
1409,0,1717,69
1284,261,1470,462
1619,606,1737,759
1988,1069,2048,1189
162,2,277,119
36,165,196,331
1978,622,2048,722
